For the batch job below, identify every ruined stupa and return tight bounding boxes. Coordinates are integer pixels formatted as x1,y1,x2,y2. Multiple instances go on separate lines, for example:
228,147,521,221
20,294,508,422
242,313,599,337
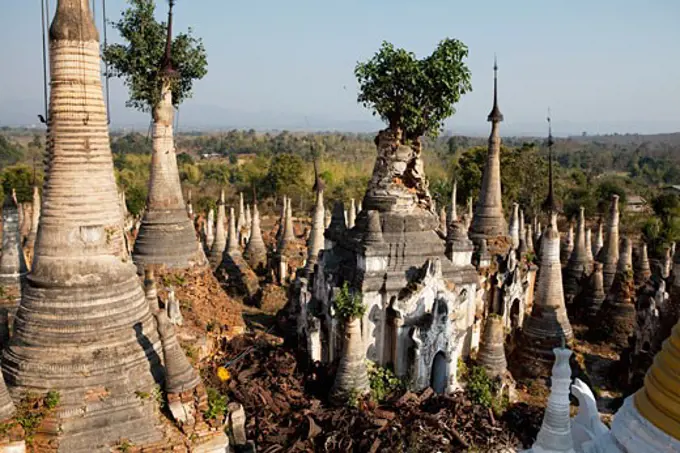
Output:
209,189,227,267
469,60,508,247
25,185,41,251
2,2,167,449
305,163,325,272
509,203,520,249
244,204,267,271
514,214,573,377
347,198,356,229
477,315,508,379
593,221,604,258
563,207,590,306
582,262,606,325
634,242,652,286
596,195,620,293
205,207,215,250
0,195,28,343
131,5,204,271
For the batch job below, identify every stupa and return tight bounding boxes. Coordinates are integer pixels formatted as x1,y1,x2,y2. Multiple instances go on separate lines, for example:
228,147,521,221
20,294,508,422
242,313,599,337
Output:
2,2,167,449
131,3,204,271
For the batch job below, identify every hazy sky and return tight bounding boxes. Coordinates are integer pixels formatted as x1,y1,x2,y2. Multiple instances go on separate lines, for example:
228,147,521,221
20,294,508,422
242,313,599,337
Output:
1,0,679,135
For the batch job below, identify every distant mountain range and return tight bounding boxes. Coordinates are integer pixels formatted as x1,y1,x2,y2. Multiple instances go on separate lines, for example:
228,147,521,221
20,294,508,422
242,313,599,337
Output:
2,97,678,138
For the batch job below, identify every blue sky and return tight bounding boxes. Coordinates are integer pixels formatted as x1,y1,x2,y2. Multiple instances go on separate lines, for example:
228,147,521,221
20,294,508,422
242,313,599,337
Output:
1,0,679,135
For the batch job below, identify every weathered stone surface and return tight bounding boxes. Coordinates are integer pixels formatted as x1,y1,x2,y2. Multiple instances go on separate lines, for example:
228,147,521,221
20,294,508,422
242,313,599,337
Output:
593,267,636,349
209,191,227,268
563,207,589,306
0,196,28,344
244,204,267,271
524,347,575,453
581,262,606,325
131,28,203,272
470,68,508,243
2,3,166,450
330,317,369,404
155,310,201,395
634,243,652,286
477,316,507,379
305,189,325,271
515,215,573,378
25,186,41,251
596,195,620,293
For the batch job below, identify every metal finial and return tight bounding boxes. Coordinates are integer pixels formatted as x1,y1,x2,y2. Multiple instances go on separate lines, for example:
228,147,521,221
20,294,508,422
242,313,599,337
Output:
487,54,503,123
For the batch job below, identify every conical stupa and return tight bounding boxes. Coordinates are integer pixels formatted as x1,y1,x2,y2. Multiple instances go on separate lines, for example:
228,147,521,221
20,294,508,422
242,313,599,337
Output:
2,2,166,449
515,214,573,377
25,185,41,250
582,262,606,325
563,207,589,305
596,195,620,293
226,207,240,257
305,166,325,272
205,208,215,250
0,194,28,343
593,221,604,258
634,243,652,286
244,204,267,271
477,316,508,379
509,203,520,249
131,4,203,271
209,190,227,267
560,224,574,265
348,198,356,229
470,59,508,244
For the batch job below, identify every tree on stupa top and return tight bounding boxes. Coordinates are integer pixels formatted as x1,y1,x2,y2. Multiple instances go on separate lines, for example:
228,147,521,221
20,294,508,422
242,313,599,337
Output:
355,39,472,142
103,0,208,113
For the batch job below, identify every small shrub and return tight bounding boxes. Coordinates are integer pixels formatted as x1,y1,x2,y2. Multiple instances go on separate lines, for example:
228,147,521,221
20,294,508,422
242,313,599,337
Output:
205,388,228,420
333,282,365,321
346,388,361,409
465,366,494,408
457,357,468,380
367,361,403,402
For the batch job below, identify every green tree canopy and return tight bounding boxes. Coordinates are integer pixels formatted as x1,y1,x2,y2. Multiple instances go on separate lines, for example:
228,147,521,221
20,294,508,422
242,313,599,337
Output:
103,0,208,112
355,39,472,141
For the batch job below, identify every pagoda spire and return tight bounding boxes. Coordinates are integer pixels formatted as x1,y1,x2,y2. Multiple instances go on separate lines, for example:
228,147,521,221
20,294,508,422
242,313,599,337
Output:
160,0,176,77
487,55,504,123
542,110,559,215
470,56,508,243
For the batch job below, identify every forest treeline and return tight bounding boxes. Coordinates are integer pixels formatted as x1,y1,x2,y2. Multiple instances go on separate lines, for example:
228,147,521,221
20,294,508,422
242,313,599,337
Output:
1,128,680,257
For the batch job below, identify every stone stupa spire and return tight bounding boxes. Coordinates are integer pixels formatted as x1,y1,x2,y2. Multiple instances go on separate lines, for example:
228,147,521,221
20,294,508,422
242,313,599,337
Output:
470,57,508,243
585,228,594,265
244,204,267,270
2,1,166,448
348,198,357,229
563,207,589,305
597,195,620,293
634,242,652,286
515,213,573,377
0,194,28,342
593,221,604,258
205,207,215,250
447,179,458,226
209,189,227,267
25,185,41,250
132,2,203,271
526,346,575,453
306,163,325,271
509,202,520,249
477,316,508,379
541,111,560,216
186,189,193,219
226,207,240,256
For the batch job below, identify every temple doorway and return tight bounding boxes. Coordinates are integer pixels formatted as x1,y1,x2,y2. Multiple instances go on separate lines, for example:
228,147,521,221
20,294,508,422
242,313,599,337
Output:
431,351,447,394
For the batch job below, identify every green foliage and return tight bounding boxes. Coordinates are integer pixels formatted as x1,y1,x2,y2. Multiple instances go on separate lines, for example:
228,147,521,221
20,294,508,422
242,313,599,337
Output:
0,164,37,203
346,388,361,409
645,193,680,257
12,391,61,443
367,361,404,402
103,0,208,112
333,282,365,321
0,134,25,167
465,366,494,409
263,153,305,199
111,132,152,156
355,39,472,140
205,387,228,420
